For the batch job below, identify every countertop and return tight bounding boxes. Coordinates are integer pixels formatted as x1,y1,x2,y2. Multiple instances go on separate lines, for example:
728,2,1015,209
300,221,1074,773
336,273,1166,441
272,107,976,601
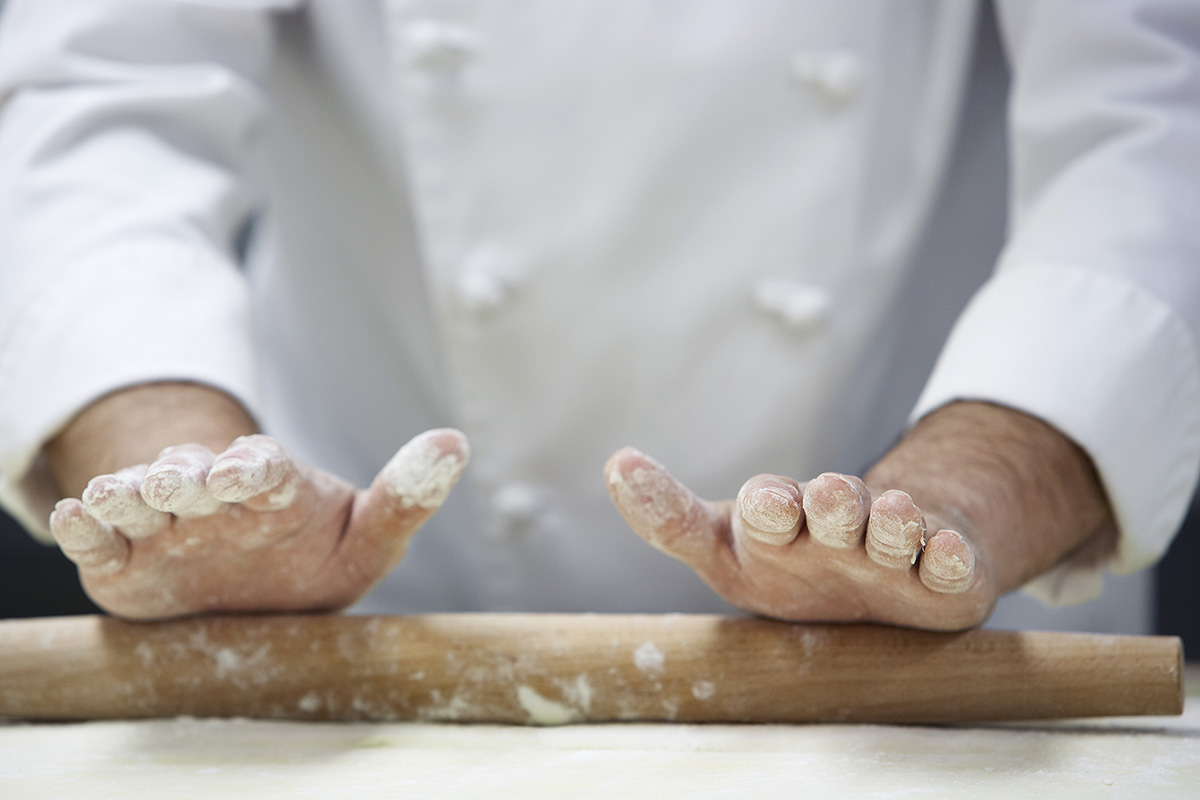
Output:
2,666,1196,799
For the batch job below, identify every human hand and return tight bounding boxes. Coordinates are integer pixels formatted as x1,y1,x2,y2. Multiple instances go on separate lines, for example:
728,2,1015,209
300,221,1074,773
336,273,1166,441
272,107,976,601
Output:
605,449,996,631
49,430,469,620
606,403,1115,632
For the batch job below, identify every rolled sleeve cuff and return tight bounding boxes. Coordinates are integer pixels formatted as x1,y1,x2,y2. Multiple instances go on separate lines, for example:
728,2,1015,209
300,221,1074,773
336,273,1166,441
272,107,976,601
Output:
911,264,1200,606
0,238,261,540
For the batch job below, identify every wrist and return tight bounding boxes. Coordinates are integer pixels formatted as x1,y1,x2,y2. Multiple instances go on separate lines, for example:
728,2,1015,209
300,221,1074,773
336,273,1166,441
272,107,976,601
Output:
44,382,259,498
864,401,1115,594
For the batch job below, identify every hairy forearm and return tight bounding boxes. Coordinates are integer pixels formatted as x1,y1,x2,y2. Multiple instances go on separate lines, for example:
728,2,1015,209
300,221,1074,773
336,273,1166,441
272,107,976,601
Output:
45,382,259,499
865,401,1116,595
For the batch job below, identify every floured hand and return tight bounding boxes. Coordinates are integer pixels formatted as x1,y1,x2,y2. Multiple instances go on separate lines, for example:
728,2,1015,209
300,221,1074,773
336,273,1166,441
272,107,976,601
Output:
605,449,997,631
50,430,469,620
605,402,1118,632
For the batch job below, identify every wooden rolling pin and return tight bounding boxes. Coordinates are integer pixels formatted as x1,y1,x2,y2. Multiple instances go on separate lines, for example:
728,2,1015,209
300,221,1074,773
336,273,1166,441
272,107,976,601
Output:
0,614,1183,724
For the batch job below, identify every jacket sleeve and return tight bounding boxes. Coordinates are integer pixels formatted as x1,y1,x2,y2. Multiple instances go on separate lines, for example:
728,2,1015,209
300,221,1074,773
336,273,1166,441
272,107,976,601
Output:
912,0,1200,604
0,0,297,538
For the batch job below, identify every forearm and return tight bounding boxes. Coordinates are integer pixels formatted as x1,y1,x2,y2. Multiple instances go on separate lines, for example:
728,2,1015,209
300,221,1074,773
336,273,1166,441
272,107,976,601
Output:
44,382,258,499
864,400,1116,595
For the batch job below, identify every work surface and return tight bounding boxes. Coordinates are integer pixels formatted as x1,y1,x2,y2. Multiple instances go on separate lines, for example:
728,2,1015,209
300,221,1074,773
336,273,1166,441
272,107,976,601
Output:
2,666,1197,799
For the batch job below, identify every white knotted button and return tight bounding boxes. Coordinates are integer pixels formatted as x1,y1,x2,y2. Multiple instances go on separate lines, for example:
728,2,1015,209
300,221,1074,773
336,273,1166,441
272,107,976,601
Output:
791,49,865,104
454,247,521,315
455,268,510,314
488,482,544,539
751,278,832,332
401,20,479,70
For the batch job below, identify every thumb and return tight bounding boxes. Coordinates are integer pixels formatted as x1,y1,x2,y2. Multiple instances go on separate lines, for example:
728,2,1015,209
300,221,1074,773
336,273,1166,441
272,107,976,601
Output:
344,428,470,572
604,446,731,576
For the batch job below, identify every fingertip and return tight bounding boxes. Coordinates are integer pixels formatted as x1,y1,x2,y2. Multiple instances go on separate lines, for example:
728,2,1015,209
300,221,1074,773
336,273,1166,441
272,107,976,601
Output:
207,435,293,505
435,427,471,454
50,499,129,575
50,497,91,536
605,447,655,510
802,472,870,549
206,458,268,503
50,496,82,521
919,529,976,594
81,474,122,513
379,428,470,509
141,464,203,512
865,489,925,569
736,475,802,546
604,446,646,484
141,445,224,516
82,472,170,538
604,448,691,532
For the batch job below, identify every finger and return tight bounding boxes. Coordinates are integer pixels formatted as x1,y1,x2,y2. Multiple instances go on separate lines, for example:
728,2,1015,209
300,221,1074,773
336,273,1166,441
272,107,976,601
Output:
344,428,471,570
207,435,300,510
865,489,925,569
802,472,870,548
141,444,224,517
82,465,171,539
50,499,130,575
735,474,803,546
919,529,976,593
604,447,730,572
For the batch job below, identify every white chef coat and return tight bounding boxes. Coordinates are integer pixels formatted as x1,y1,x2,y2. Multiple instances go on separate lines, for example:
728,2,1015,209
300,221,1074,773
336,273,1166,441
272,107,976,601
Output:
1,0,1198,622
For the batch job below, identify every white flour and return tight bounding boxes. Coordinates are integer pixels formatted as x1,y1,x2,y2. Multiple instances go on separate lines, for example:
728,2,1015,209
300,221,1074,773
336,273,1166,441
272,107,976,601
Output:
380,430,469,509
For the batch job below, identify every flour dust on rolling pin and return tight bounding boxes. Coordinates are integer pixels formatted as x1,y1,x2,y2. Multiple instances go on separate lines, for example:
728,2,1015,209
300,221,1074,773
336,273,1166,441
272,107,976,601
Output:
0,614,1184,724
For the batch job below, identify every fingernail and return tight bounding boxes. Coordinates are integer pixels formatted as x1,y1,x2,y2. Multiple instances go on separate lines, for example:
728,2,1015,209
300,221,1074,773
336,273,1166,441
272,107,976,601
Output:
739,481,801,534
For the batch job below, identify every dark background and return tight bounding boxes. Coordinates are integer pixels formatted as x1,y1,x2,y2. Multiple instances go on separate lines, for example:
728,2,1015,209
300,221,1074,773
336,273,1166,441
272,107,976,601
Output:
0,510,101,617
1154,506,1200,654
1,505,1196,657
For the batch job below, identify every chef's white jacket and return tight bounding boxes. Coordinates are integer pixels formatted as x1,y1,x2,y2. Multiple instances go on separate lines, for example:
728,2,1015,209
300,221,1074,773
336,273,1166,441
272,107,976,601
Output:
1,0,1198,619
